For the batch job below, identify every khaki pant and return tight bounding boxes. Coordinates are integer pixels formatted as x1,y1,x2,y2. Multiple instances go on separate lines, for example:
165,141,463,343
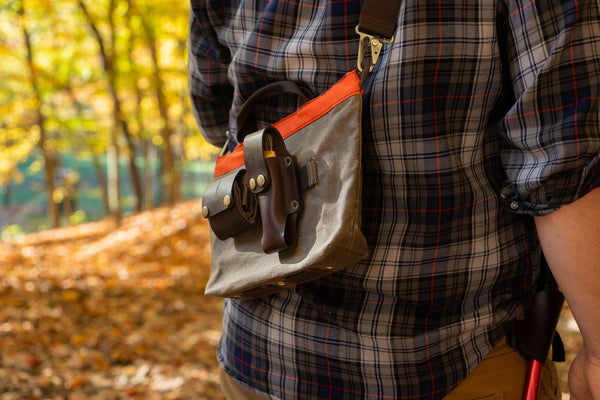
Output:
219,338,561,400
443,338,561,400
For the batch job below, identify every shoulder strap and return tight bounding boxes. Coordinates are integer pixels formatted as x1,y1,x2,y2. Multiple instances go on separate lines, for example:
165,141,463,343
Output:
358,0,402,41
232,0,403,145
355,0,402,83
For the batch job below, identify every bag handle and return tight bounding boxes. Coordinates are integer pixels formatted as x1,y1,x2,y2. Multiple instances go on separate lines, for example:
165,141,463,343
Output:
235,81,314,143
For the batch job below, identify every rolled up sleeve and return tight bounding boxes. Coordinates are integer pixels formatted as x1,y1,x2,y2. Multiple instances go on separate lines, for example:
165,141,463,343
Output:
497,0,600,215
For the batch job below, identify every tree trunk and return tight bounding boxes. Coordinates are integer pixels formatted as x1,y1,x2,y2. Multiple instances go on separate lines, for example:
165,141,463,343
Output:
91,152,110,215
136,4,180,204
106,128,121,220
79,0,121,221
19,0,60,228
2,184,10,207
79,0,145,220
142,139,156,209
120,120,143,212
63,192,73,224
134,80,153,210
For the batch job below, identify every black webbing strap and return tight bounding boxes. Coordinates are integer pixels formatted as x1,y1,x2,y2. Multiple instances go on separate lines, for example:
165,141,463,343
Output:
356,0,402,85
358,0,402,41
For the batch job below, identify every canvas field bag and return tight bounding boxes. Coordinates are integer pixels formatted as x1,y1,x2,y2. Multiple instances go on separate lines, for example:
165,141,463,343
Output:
201,0,402,299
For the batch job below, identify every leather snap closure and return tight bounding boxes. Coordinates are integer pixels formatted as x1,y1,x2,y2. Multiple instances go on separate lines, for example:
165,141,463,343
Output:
257,175,266,187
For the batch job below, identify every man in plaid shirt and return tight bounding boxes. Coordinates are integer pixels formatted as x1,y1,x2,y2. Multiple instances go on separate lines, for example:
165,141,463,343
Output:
189,0,600,398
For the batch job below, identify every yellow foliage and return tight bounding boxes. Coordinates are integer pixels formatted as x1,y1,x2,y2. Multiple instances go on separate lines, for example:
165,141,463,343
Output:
2,0,217,203
69,210,87,225
184,134,218,162
151,135,163,146
0,126,39,185
53,187,65,203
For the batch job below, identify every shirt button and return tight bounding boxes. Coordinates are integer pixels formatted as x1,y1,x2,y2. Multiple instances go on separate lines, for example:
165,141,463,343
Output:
510,201,520,210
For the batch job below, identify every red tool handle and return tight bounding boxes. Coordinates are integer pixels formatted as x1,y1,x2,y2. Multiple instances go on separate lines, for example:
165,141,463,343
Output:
523,359,544,400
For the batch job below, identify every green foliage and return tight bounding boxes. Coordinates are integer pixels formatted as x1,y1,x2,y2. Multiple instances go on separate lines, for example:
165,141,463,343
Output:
1,224,24,240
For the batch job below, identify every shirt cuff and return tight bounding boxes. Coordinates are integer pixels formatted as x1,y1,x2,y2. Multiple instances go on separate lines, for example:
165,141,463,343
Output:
501,155,600,216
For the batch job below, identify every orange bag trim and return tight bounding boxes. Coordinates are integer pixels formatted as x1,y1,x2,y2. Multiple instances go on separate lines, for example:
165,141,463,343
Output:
213,71,362,178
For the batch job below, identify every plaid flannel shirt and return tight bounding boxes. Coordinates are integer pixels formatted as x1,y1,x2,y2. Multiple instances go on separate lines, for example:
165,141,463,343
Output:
189,0,600,398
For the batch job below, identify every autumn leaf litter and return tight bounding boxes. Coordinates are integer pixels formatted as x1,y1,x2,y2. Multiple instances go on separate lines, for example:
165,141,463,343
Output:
0,200,225,399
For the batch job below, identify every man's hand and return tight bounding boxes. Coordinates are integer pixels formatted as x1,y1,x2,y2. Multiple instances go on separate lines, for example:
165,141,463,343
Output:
569,347,600,400
534,187,600,399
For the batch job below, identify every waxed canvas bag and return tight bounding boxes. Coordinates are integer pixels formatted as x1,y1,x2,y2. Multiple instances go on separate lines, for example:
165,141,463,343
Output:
201,0,402,298
202,71,368,298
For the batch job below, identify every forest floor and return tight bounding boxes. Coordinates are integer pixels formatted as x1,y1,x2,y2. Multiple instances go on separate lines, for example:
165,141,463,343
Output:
0,200,582,399
0,201,225,400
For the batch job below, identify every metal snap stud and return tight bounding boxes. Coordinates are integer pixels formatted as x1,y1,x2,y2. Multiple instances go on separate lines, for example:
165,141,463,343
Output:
223,195,231,207
202,206,209,218
249,178,256,190
257,175,266,187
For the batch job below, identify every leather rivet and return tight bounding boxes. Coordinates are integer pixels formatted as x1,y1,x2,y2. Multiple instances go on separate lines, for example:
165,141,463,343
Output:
223,195,231,207
284,156,292,167
249,178,256,190
257,175,266,187
290,200,299,211
324,266,334,270
202,206,209,218
277,281,286,287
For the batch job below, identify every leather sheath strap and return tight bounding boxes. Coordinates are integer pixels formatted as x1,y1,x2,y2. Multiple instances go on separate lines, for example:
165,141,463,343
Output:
244,126,303,254
507,258,566,363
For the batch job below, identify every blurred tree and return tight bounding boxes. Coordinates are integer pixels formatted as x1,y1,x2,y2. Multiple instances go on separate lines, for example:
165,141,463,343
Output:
134,0,181,204
0,0,218,231
79,0,123,220
18,0,60,228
